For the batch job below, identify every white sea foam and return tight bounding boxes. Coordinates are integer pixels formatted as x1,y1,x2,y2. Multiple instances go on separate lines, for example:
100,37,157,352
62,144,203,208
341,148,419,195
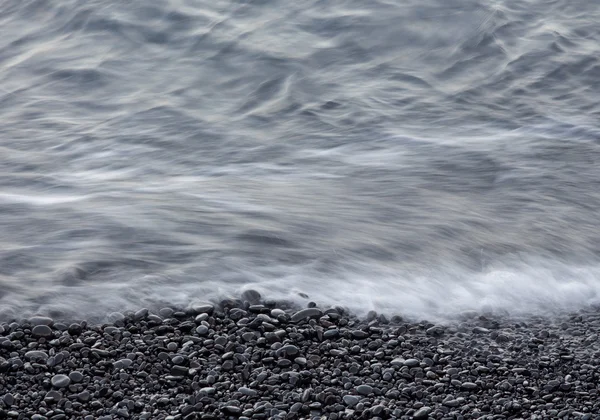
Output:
2,258,599,323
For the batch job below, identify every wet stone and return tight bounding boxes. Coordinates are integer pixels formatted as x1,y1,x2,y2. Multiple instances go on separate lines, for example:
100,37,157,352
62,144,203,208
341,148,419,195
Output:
290,308,323,323
32,325,53,338
29,316,54,326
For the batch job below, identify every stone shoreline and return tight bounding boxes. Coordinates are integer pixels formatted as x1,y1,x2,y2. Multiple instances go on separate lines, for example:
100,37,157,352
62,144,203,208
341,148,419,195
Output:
1,291,599,419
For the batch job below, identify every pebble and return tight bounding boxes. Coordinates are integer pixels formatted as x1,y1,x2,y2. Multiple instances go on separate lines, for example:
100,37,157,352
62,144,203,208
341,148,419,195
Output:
51,374,71,388
24,350,49,362
290,308,323,323
196,325,209,335
343,395,360,407
356,384,373,395
0,295,598,420
31,325,53,338
404,358,420,367
413,406,432,419
238,387,258,397
473,326,490,334
69,371,84,383
29,316,53,326
191,304,214,314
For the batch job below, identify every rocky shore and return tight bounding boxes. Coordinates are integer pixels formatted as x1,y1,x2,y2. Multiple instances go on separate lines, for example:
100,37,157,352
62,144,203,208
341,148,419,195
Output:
1,291,599,419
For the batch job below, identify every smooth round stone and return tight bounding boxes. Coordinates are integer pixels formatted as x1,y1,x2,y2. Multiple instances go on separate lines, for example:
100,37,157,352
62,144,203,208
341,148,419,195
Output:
68,323,82,336
238,387,258,397
290,308,323,323
32,325,53,338
270,309,286,318
29,316,53,326
294,357,307,365
114,359,133,370
24,350,49,362
241,289,262,304
51,374,71,388
356,384,373,396
404,358,420,368
171,356,185,365
343,395,359,407
413,407,432,419
473,326,490,334
191,304,214,315
461,382,478,390
134,308,149,320
69,371,84,383
196,325,209,336
280,345,299,356
323,329,340,339
159,308,174,318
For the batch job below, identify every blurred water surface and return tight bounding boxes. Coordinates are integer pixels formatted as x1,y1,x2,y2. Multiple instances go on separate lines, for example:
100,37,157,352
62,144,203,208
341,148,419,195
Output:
1,0,600,320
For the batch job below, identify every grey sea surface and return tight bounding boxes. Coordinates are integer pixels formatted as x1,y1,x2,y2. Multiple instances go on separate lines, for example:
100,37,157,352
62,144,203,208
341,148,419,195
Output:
1,0,600,321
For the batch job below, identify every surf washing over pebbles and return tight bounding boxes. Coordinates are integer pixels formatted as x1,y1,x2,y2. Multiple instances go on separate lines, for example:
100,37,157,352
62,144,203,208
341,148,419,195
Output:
1,0,600,322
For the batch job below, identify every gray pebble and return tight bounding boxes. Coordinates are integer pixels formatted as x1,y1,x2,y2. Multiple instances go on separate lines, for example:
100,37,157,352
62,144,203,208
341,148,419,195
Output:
191,304,214,314
461,382,478,390
356,384,373,395
238,387,258,397
25,350,49,362
413,406,432,419
290,308,323,323
32,325,53,338
343,395,360,407
404,358,420,368
51,374,71,388
29,316,54,326
69,371,84,383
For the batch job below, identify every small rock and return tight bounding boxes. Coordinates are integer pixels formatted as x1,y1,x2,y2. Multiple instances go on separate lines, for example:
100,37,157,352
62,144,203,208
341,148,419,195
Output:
69,371,84,383
51,374,71,388
29,316,54,326
404,358,420,368
238,387,258,397
24,350,49,362
191,304,214,314
461,382,478,391
413,406,432,419
241,289,262,304
196,325,209,336
473,327,490,334
32,325,53,338
290,308,323,323
356,384,373,395
343,395,359,407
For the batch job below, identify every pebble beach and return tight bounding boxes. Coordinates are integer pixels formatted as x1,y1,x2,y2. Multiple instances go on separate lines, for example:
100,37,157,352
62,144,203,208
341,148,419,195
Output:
2,291,599,419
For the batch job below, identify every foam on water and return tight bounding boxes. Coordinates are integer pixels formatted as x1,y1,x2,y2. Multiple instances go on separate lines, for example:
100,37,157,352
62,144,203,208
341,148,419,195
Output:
2,257,600,323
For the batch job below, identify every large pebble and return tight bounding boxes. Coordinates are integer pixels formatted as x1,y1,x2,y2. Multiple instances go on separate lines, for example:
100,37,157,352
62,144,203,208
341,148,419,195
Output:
32,325,53,338
51,374,71,388
290,308,323,323
24,350,49,362
413,407,432,419
29,316,54,326
343,395,360,407
191,304,214,314
356,384,373,395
